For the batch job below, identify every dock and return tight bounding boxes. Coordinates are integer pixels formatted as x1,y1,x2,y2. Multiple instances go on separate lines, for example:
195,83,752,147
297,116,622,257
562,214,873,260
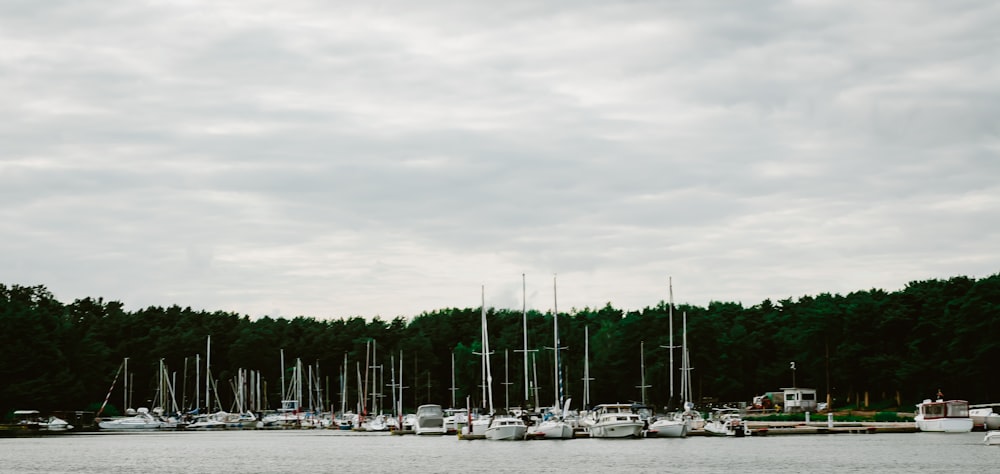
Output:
740,421,917,436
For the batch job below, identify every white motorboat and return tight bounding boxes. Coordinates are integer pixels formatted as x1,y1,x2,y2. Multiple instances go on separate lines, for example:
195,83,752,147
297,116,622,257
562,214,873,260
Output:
528,416,575,439
970,408,1000,431
485,415,527,440
98,407,165,430
914,399,973,433
186,414,226,430
985,431,1000,446
40,416,74,431
648,413,687,438
11,410,74,431
704,408,749,437
588,404,644,438
415,404,446,435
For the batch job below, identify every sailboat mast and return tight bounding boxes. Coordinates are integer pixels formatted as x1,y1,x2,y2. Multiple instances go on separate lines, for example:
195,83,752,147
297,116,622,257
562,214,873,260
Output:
280,348,285,408
669,277,674,398
553,274,561,408
206,335,212,413
450,351,457,408
583,326,592,409
522,273,529,402
124,357,129,411
482,285,495,414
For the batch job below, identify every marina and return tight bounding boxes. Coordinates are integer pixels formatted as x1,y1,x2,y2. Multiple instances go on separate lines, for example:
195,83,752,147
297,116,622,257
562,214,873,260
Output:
1,428,997,473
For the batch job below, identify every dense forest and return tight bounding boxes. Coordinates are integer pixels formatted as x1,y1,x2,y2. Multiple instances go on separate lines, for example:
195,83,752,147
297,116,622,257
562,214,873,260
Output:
2,274,999,420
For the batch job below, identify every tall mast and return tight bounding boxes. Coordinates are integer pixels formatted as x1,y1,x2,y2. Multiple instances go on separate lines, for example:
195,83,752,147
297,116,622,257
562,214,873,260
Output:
449,351,457,408
660,277,678,405
669,278,674,398
206,335,212,413
522,273,528,402
515,273,537,406
341,353,348,415
553,274,561,408
481,285,495,414
280,348,285,409
637,341,651,405
582,326,593,409
124,357,129,411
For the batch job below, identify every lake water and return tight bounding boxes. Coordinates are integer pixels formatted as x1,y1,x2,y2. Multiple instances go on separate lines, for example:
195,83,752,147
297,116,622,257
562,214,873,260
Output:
1,430,996,473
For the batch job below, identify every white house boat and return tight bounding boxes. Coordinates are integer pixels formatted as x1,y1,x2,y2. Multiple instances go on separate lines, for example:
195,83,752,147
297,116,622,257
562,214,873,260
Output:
704,408,749,437
587,404,644,438
914,399,973,433
415,404,446,435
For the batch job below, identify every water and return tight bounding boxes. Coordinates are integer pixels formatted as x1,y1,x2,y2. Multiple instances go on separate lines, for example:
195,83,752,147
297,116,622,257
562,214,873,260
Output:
1,430,996,473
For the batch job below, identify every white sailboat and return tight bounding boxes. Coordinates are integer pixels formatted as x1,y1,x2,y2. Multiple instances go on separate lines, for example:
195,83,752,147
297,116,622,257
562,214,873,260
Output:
474,285,526,441
529,275,574,440
649,278,690,438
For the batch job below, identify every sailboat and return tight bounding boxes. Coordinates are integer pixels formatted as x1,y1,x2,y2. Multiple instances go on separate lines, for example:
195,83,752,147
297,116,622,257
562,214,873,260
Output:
528,275,574,439
648,278,690,438
474,285,526,441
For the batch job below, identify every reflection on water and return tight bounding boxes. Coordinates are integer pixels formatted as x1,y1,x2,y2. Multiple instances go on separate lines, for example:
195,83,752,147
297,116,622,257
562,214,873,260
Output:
0,430,996,473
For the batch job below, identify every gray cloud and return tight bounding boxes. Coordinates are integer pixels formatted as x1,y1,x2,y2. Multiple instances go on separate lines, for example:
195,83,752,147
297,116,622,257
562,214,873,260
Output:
2,1,997,319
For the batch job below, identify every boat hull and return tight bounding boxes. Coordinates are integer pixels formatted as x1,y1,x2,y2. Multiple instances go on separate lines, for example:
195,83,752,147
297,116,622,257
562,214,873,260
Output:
915,417,973,433
648,419,687,438
485,425,526,440
589,422,643,438
528,420,574,439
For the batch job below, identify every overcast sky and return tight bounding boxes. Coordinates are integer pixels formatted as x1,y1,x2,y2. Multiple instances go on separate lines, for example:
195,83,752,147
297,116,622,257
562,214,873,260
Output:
2,1,997,320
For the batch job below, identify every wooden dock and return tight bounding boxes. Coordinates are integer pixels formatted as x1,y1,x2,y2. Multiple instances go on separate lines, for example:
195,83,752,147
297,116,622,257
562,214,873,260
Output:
741,421,917,436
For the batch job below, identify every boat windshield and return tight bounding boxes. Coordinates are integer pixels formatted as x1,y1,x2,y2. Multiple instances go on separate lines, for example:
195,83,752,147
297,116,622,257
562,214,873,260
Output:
946,401,969,417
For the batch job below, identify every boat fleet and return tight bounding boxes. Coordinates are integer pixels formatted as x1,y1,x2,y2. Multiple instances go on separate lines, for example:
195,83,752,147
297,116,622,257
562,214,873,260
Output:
11,279,1000,443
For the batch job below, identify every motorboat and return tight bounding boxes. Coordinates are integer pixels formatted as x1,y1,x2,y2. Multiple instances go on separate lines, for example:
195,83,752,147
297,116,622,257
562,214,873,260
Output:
704,408,749,437
528,400,575,440
98,407,165,430
985,431,1000,446
528,417,574,439
40,416,74,431
414,404,446,435
587,404,644,438
485,415,527,440
186,414,226,430
914,399,973,433
647,412,687,438
970,408,1000,431
11,410,74,431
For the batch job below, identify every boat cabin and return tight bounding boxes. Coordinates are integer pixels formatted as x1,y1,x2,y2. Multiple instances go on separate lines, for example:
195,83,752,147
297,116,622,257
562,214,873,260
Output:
919,399,969,419
781,387,818,413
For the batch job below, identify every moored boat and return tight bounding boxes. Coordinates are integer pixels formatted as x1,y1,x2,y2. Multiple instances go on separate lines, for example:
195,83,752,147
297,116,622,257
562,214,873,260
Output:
485,415,527,440
415,404,446,435
704,408,749,437
587,404,644,438
914,399,973,433
969,408,1000,431
98,407,165,431
648,412,687,438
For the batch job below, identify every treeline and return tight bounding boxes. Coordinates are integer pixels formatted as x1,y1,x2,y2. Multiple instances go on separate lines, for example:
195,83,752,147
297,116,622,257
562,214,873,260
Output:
2,274,999,419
